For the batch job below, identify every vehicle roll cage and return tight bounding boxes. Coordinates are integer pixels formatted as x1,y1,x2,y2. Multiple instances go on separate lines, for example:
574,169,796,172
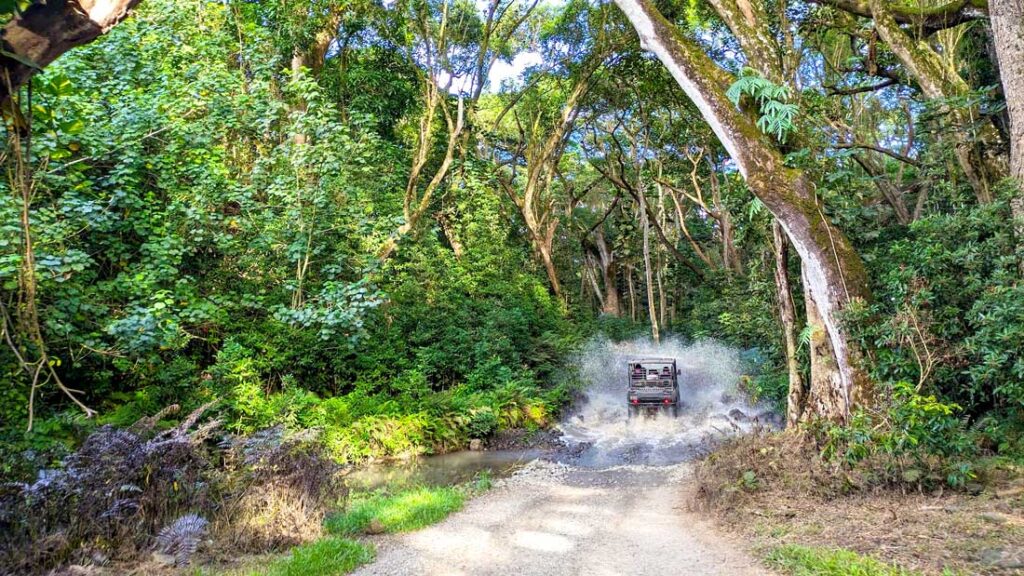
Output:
627,358,679,387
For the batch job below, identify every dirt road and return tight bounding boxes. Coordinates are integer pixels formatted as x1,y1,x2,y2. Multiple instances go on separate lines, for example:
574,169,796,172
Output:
352,461,773,576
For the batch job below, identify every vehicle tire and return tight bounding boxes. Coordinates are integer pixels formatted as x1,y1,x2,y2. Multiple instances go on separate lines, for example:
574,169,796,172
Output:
672,404,680,418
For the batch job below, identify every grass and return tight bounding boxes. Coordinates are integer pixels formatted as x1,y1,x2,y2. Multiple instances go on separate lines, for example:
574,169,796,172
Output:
197,537,375,576
766,545,921,576
262,537,374,576
325,485,466,535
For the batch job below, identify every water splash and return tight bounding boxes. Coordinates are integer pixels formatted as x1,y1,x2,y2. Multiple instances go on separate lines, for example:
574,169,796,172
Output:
557,336,777,467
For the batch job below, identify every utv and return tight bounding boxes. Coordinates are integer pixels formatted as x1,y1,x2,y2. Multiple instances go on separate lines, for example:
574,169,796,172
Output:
626,358,681,418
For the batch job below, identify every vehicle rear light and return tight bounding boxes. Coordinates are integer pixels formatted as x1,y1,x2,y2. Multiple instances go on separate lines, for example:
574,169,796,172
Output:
631,398,639,405
663,398,671,404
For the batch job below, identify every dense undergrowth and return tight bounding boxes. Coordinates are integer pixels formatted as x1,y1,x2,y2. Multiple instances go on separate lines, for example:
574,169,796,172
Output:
3,0,1024,574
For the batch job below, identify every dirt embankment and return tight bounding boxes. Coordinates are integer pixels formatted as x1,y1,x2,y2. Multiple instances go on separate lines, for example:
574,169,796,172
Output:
692,433,1024,575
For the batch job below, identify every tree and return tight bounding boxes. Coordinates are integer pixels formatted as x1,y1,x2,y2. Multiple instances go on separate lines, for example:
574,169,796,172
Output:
612,0,873,422
990,0,1024,182
862,0,1006,203
0,0,142,103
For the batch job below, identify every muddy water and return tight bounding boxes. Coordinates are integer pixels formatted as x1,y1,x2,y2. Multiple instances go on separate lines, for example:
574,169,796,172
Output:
346,337,777,489
344,449,546,490
557,337,777,468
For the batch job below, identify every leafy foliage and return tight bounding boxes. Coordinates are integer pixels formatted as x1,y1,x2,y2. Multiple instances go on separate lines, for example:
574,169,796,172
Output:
726,68,798,142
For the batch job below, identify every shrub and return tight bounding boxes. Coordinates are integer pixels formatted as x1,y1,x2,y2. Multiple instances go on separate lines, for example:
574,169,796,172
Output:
466,407,499,438
0,407,348,575
821,381,977,488
0,404,218,573
215,427,347,553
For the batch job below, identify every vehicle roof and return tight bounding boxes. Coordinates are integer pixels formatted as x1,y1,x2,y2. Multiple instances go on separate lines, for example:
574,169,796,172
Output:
627,357,676,363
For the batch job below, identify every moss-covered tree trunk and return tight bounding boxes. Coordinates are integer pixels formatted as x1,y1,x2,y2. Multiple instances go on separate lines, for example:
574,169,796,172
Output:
707,0,856,419
0,0,142,103
613,0,873,422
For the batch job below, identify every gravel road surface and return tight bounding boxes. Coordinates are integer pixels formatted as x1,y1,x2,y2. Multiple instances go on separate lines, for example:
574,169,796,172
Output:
352,461,774,576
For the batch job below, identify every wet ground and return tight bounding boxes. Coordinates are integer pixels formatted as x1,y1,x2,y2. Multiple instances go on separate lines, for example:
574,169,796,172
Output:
347,338,778,491
349,338,779,575
352,460,775,576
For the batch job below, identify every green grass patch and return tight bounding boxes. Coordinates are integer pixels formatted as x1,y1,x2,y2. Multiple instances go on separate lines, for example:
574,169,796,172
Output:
196,537,374,576
326,485,465,535
262,537,374,576
766,545,920,576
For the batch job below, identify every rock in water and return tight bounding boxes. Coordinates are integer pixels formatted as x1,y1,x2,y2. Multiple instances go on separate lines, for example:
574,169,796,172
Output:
469,439,483,451
728,408,748,422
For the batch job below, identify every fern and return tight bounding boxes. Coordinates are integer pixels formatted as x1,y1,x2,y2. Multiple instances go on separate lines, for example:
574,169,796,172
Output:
798,324,814,352
156,514,208,566
727,68,799,143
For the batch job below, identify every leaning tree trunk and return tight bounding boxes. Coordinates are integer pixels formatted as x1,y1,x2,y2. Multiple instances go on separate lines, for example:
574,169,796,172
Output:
866,0,1006,203
0,0,143,102
613,0,873,421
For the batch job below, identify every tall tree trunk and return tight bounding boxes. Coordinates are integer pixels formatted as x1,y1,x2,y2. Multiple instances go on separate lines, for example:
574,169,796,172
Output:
613,0,873,421
501,58,601,296
802,267,846,422
709,166,740,272
640,186,660,343
992,0,1024,181
773,222,805,426
627,265,637,321
290,52,309,146
594,230,621,316
537,235,562,298
990,0,1024,261
0,0,143,103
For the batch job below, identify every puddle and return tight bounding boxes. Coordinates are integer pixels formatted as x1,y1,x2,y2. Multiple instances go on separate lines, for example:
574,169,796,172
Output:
344,448,546,491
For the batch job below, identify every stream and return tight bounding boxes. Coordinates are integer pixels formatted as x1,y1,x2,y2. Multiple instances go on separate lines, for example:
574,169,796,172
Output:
346,337,779,491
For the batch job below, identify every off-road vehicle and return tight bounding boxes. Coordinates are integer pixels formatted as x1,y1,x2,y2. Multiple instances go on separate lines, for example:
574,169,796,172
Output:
626,358,680,418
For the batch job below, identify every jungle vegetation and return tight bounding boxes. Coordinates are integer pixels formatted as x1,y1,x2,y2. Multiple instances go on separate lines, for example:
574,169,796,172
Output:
1,0,1023,571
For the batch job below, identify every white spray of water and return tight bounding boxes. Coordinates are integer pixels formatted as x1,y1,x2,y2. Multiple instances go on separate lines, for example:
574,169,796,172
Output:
557,336,776,467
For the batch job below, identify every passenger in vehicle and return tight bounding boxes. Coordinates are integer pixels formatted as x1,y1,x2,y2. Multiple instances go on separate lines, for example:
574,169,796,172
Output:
646,369,659,380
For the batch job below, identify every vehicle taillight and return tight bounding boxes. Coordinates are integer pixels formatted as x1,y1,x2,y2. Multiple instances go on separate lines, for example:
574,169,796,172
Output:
663,398,671,404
